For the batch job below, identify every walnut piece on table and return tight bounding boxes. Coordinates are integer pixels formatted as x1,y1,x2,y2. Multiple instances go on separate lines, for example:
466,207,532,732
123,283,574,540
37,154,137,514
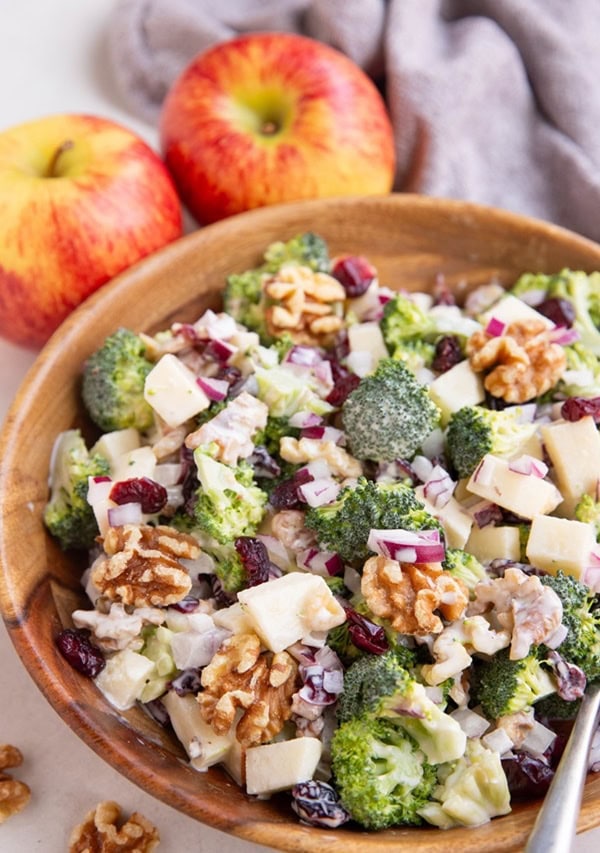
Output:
91,524,198,608
69,800,159,853
466,317,566,403
0,744,30,824
198,632,299,747
361,556,469,636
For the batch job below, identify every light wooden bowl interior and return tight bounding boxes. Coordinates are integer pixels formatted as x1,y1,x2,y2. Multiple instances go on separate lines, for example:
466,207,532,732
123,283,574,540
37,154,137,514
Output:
3,194,600,852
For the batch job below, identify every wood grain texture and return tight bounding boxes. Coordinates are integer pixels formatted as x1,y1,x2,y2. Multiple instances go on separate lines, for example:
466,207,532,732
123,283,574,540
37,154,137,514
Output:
3,194,600,852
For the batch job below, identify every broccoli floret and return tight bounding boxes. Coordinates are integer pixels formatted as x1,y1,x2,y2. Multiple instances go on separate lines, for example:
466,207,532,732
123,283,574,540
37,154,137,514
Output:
81,328,154,432
539,570,600,680
43,429,110,550
534,691,581,721
223,232,330,341
473,648,556,720
417,739,511,829
575,493,600,541
263,232,330,273
341,359,441,462
509,271,552,302
390,339,436,374
305,476,441,564
331,715,437,829
559,342,600,399
338,651,466,765
380,293,436,357
445,404,538,479
190,449,267,544
442,548,488,592
255,415,300,457
212,546,248,595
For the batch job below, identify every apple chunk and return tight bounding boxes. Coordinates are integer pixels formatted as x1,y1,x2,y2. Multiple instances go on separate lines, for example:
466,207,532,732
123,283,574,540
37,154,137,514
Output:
540,416,600,518
245,737,322,796
525,515,596,579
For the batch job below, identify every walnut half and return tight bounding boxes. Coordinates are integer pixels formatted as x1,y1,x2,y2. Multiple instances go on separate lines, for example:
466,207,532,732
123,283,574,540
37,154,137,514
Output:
69,801,159,853
361,556,469,636
91,524,198,608
198,632,299,747
0,744,30,824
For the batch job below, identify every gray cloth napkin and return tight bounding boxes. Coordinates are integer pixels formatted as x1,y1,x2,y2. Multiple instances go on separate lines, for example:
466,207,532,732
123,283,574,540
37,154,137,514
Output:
107,0,600,241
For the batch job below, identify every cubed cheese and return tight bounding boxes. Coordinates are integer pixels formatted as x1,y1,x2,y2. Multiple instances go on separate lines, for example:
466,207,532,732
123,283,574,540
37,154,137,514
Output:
540,417,600,518
111,445,157,482
212,602,254,634
144,353,210,427
525,515,597,579
347,322,389,366
221,736,246,786
162,692,234,771
479,294,554,329
245,737,322,795
237,572,345,653
465,525,522,563
91,428,140,468
95,648,155,711
428,360,485,423
466,454,562,519
414,486,474,549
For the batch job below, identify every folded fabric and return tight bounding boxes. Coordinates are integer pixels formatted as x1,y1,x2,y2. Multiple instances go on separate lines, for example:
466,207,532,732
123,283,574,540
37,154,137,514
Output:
107,0,600,241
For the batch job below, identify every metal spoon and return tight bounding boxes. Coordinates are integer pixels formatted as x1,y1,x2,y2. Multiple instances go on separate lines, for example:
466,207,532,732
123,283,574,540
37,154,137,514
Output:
525,681,600,853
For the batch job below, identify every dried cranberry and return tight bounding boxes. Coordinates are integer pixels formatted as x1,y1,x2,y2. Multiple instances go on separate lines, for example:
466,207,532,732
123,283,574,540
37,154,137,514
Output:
432,335,463,373
340,601,389,654
547,650,586,701
326,371,360,408
234,536,271,587
144,698,170,726
331,255,376,297
169,667,204,696
291,780,350,828
537,297,576,328
501,752,555,801
270,468,314,510
109,477,168,514
214,364,243,387
561,396,600,422
56,628,105,678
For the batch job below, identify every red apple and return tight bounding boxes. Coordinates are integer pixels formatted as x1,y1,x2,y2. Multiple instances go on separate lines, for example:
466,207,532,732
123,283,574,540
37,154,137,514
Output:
160,33,396,225
0,114,183,348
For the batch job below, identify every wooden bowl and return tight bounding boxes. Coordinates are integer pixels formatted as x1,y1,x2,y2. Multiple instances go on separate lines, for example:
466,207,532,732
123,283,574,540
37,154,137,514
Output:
3,194,600,852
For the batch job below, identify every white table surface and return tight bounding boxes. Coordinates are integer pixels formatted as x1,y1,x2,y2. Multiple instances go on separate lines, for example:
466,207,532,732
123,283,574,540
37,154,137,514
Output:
0,2,599,850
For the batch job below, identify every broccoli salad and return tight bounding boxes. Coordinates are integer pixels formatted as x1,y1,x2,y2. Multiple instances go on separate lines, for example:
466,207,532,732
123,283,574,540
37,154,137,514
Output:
45,233,600,832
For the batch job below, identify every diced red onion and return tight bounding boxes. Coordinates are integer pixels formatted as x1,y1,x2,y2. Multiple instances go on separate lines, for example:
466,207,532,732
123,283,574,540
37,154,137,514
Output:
508,455,548,478
297,548,344,576
298,478,341,507
412,455,434,483
288,411,323,428
548,326,580,346
206,337,237,361
483,728,514,755
345,351,374,378
302,459,332,480
378,288,394,305
196,375,229,401
313,359,334,389
423,465,456,508
485,316,506,337
450,707,490,738
87,476,113,506
343,565,362,594
284,345,324,367
367,528,445,562
300,425,345,444
584,563,600,593
193,309,237,340
420,428,446,460
107,502,143,527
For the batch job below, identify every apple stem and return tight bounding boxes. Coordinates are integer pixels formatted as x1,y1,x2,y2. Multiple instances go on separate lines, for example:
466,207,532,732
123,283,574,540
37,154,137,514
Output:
46,140,75,177
261,121,279,136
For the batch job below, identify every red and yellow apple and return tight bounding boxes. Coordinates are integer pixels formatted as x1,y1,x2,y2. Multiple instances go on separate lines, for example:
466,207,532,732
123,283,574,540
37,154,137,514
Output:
0,114,183,348
160,33,396,225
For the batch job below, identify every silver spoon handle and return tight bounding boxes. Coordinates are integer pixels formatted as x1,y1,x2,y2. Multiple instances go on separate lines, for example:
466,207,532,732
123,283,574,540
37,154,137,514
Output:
526,682,600,853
